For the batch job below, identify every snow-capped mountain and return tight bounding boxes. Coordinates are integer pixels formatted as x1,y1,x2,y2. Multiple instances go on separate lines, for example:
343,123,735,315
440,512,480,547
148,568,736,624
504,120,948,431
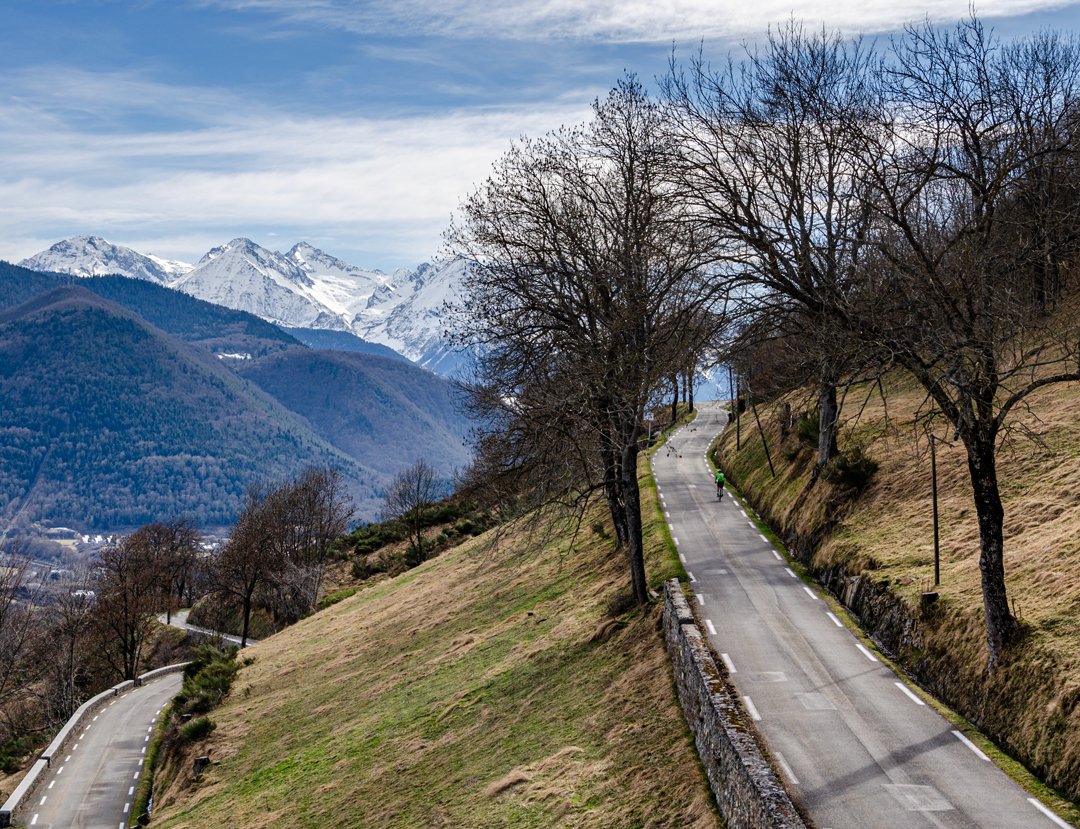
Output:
19,236,192,284
171,238,351,332
19,235,466,374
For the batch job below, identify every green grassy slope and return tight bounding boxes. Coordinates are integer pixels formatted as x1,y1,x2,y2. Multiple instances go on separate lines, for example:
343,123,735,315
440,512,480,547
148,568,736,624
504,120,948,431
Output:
151,470,720,828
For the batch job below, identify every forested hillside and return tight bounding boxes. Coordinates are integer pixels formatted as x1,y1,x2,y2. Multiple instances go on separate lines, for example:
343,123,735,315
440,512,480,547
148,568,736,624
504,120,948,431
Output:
0,287,377,528
0,263,475,529
237,348,471,478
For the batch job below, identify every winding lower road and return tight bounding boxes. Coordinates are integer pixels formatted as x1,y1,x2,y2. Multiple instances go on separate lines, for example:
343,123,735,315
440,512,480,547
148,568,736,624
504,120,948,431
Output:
653,402,1071,829
20,675,181,829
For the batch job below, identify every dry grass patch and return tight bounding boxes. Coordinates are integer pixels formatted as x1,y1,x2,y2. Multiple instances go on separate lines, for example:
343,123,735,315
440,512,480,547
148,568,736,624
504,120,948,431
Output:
151,480,720,829
717,376,1080,812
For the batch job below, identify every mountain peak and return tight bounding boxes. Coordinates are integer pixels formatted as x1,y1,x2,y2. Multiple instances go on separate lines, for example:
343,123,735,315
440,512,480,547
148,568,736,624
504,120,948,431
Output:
19,236,192,284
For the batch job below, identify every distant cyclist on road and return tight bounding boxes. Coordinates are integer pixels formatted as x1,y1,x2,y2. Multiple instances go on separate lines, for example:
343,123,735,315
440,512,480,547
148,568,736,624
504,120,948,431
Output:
715,469,725,500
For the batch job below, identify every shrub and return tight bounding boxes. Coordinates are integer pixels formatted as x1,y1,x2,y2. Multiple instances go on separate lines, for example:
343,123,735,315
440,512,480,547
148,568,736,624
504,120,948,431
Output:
176,646,241,716
317,587,357,610
180,716,215,742
795,411,819,446
0,736,31,774
822,446,879,490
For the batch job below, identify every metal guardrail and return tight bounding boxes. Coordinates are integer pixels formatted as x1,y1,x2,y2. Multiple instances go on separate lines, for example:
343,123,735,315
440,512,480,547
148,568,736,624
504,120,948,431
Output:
0,662,189,827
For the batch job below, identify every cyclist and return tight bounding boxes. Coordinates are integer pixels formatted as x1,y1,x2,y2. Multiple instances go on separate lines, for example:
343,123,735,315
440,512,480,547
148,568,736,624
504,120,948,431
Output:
715,469,725,500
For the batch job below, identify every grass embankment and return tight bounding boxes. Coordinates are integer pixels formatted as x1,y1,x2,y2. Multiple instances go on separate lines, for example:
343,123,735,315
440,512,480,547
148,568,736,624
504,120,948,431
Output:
715,374,1080,816
150,466,720,827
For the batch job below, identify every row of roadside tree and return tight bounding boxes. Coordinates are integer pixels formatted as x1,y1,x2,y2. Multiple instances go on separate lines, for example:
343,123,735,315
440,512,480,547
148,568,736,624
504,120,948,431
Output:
449,15,1080,669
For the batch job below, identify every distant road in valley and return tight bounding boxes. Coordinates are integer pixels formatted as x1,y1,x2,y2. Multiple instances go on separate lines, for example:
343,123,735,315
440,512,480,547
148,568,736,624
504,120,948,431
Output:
654,401,1071,829
20,674,181,829
159,609,253,647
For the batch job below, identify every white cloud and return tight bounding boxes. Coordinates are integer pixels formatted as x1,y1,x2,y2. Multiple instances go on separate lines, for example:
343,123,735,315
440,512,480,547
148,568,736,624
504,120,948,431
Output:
0,69,591,267
199,0,1080,42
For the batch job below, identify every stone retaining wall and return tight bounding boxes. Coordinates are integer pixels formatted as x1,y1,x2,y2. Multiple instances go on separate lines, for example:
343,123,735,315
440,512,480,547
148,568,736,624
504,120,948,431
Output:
663,580,807,829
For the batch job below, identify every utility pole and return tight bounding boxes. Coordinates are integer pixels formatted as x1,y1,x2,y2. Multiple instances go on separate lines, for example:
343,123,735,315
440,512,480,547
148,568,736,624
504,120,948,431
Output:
929,432,952,587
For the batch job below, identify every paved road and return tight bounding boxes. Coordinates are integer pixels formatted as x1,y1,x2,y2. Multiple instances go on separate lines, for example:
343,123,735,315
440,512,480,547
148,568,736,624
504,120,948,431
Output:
21,674,181,829
159,609,252,646
653,402,1071,829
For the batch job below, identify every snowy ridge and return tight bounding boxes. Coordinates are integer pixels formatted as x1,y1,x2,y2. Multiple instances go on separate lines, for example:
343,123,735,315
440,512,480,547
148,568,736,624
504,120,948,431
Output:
19,236,191,284
20,235,466,374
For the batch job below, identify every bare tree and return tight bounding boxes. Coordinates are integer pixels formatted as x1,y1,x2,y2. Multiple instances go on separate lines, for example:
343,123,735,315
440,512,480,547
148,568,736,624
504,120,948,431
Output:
382,459,440,567
42,574,94,723
852,17,1080,667
0,555,49,739
92,530,166,681
449,76,725,604
665,23,880,468
137,519,200,625
213,486,276,648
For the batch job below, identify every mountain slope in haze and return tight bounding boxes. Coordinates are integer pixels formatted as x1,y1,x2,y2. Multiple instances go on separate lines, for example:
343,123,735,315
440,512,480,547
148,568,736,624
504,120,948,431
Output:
152,474,719,829
18,235,191,283
0,287,378,529
282,326,409,362
236,348,471,477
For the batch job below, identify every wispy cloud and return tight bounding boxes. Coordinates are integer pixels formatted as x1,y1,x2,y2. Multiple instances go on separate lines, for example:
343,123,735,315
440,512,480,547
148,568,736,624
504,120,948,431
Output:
0,68,590,266
196,0,1080,42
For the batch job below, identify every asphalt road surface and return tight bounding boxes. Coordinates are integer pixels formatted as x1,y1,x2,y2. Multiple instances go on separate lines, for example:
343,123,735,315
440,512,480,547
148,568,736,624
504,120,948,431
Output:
653,401,1071,829
158,609,252,647
21,674,181,829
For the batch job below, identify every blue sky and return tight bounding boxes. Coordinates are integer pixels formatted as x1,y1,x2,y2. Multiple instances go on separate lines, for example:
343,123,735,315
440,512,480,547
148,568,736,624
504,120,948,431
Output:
2,0,1079,271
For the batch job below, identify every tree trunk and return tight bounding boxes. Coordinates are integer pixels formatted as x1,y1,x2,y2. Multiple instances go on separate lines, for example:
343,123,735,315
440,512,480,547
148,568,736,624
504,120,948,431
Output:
620,441,649,605
817,371,840,467
670,375,679,425
241,592,252,648
688,371,695,413
602,448,629,548
966,433,1018,670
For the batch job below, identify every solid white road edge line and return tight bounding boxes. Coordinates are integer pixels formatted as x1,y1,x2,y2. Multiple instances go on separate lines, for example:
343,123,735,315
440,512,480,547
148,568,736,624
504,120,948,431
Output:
895,682,925,706
775,752,800,785
1028,797,1072,828
802,586,819,600
826,612,843,627
856,643,879,662
784,567,797,578
720,652,736,673
743,695,762,721
706,619,717,635
952,730,990,761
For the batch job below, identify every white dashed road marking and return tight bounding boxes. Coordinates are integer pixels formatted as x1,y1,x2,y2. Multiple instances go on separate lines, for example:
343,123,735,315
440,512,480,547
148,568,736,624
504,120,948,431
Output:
856,643,879,662
720,652,737,673
826,612,844,627
743,695,762,721
776,752,800,784
705,619,717,635
895,682,925,706
802,586,818,600
952,731,989,761
1028,798,1072,828
784,567,797,579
